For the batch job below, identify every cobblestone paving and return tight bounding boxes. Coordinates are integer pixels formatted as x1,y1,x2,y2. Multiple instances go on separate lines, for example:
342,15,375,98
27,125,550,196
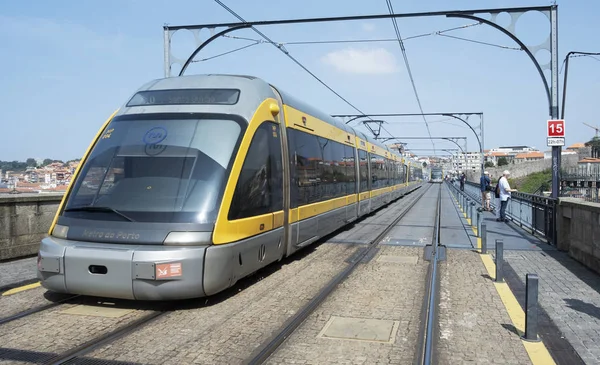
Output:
0,286,69,319
0,187,425,364
0,257,37,287
330,187,427,246
438,250,531,364
82,191,427,364
266,246,428,365
0,297,150,363
505,250,600,364
85,243,357,364
384,185,439,247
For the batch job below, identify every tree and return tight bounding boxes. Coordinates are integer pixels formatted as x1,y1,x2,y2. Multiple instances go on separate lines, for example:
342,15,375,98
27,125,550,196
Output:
497,157,508,166
485,161,494,168
422,161,427,168
26,158,37,167
43,158,53,166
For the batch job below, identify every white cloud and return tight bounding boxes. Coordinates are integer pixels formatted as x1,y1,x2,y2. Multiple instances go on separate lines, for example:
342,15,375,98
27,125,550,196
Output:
362,23,376,32
321,48,399,74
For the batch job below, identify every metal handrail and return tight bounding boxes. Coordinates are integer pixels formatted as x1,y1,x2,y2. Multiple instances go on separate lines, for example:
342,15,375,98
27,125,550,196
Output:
449,180,556,244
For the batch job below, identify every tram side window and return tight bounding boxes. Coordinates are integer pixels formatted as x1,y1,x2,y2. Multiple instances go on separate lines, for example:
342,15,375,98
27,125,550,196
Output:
344,145,356,194
358,150,369,192
371,153,387,189
397,162,404,184
287,130,299,209
228,122,283,220
293,129,323,205
319,137,347,200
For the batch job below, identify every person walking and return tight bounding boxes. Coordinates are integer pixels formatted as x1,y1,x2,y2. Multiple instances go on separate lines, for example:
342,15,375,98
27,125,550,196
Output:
460,172,466,191
496,170,517,222
480,171,492,211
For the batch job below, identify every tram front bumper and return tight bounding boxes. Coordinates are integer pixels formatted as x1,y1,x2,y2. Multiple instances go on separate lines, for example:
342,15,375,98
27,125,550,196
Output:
37,236,208,301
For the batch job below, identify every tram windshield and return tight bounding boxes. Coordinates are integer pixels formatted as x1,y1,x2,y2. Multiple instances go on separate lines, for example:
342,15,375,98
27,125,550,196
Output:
63,114,243,224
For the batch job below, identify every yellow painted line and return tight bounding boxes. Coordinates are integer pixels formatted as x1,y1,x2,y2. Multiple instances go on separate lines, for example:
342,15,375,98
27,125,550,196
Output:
2,282,41,296
451,191,556,364
480,255,556,364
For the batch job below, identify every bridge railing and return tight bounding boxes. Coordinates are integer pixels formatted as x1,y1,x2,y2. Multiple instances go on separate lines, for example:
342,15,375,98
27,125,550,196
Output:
447,180,557,244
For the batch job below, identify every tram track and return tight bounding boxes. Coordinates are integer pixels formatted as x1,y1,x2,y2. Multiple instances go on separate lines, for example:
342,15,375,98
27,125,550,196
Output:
415,183,444,365
0,294,81,326
245,183,436,365
0,185,426,365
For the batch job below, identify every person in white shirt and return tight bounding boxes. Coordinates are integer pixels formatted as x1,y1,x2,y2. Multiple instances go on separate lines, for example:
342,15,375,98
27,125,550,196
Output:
497,170,517,222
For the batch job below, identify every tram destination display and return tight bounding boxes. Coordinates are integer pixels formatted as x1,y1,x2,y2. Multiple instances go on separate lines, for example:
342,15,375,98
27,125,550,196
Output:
127,88,240,106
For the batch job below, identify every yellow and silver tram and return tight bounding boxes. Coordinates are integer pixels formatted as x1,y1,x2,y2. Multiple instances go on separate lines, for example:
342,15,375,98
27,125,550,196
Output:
430,166,443,183
37,74,423,300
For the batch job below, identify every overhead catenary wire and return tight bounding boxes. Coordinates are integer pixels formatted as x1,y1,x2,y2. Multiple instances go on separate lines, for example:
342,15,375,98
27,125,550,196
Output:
218,22,487,46
213,1,406,147
196,21,522,64
213,0,370,118
385,0,435,155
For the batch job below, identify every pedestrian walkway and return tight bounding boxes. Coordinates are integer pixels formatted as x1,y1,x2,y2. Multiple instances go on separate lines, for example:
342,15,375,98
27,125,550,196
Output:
448,182,600,364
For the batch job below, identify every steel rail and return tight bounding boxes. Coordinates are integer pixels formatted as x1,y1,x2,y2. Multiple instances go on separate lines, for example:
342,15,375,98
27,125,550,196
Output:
46,310,168,365
0,295,81,326
38,184,427,365
417,184,443,364
245,183,431,365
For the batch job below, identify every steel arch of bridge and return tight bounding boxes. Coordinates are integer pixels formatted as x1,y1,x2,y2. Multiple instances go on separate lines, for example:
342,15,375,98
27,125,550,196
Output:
386,136,468,171
335,112,483,179
163,5,560,198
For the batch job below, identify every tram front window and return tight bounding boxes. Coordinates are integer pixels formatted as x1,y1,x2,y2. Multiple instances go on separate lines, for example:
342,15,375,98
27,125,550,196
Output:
63,114,243,224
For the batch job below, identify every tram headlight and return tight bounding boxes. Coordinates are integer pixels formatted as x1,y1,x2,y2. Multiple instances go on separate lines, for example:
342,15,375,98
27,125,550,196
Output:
52,224,69,239
163,231,212,246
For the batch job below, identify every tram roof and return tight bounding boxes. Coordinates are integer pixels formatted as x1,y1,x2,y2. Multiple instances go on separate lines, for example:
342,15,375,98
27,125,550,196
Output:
115,74,400,159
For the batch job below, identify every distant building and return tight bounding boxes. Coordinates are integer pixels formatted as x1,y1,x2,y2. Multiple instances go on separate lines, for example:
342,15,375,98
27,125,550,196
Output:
451,151,482,173
490,146,538,155
514,151,544,162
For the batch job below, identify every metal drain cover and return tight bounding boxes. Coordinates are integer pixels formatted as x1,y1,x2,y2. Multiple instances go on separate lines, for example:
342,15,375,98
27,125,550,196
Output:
318,316,399,343
376,255,419,264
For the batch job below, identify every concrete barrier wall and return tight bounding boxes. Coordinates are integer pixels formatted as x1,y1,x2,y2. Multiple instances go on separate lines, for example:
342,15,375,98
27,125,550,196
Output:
557,198,600,275
466,154,580,181
0,194,63,261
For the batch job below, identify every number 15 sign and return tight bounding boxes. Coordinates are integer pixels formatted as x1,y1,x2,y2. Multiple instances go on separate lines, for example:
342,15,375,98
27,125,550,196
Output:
547,119,565,137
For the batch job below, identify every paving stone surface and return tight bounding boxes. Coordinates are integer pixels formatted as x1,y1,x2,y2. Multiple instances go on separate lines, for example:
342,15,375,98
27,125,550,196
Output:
0,297,149,363
438,250,532,364
265,246,429,365
78,187,427,364
383,184,439,247
0,286,71,319
505,250,600,364
0,256,37,287
440,186,476,248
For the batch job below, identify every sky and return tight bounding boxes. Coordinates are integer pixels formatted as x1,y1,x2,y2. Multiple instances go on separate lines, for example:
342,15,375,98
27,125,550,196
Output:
1,0,599,162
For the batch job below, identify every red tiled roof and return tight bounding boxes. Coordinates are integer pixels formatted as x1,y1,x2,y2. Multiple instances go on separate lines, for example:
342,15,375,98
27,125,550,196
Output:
515,152,544,159
578,158,600,164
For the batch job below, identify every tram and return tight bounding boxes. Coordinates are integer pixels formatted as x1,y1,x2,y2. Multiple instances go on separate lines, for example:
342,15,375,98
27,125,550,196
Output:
430,166,443,183
37,74,423,300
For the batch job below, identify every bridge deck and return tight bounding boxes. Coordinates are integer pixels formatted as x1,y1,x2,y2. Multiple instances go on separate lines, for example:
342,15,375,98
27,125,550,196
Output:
0,183,599,364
